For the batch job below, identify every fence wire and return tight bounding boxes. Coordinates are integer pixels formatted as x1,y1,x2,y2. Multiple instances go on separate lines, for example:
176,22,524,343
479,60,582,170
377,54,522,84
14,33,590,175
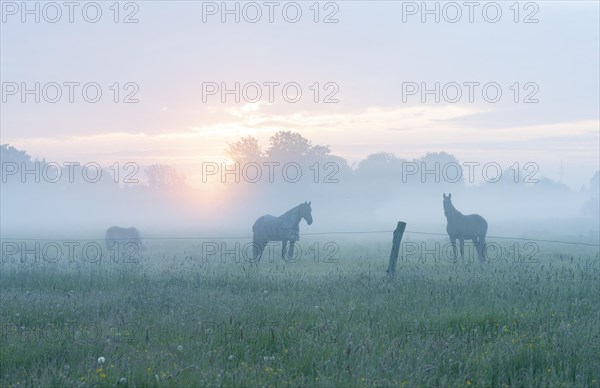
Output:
1,229,598,247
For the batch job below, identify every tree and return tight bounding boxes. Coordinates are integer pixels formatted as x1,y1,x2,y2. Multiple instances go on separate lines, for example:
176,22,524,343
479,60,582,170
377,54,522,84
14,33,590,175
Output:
145,164,185,188
589,171,599,194
582,171,599,217
417,152,464,185
0,144,35,165
308,144,332,159
356,152,402,176
266,131,328,161
225,136,263,163
0,144,58,185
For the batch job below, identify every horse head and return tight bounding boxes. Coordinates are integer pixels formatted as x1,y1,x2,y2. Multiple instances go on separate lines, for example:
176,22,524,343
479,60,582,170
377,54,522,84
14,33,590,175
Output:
443,193,453,216
301,201,313,225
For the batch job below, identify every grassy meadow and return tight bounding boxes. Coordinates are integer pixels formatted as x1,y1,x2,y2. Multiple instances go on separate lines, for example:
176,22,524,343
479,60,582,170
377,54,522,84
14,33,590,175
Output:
1,234,599,387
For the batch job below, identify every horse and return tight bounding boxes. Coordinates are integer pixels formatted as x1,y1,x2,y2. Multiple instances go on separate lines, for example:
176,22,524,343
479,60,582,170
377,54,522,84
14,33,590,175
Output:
105,226,144,252
252,201,313,263
443,193,488,262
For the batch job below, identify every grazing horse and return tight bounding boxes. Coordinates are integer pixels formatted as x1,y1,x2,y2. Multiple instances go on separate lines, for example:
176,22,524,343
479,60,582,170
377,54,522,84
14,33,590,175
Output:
105,226,144,251
443,194,488,262
252,201,313,263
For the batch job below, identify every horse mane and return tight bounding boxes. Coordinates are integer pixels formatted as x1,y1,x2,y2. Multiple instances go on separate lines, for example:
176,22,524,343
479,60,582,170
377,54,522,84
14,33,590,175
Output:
280,203,302,218
448,202,463,216
445,198,464,219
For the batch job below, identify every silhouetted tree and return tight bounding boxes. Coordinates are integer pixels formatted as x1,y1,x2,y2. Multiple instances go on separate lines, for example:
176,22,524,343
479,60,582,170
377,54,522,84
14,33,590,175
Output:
266,131,328,161
356,152,404,180
0,144,57,185
0,144,35,164
418,152,464,185
145,164,185,188
225,136,263,163
582,171,599,217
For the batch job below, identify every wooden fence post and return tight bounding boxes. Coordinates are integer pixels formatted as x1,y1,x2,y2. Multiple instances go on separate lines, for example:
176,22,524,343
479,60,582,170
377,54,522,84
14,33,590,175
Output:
386,221,406,276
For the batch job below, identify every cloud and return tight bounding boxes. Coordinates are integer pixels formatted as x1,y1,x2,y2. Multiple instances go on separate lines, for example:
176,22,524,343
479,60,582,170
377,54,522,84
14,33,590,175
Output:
5,103,598,188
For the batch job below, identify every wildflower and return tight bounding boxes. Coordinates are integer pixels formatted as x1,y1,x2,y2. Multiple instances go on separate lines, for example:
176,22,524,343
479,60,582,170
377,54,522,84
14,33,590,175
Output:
96,367,106,379
97,357,105,364
228,355,235,361
119,377,127,384
178,345,183,351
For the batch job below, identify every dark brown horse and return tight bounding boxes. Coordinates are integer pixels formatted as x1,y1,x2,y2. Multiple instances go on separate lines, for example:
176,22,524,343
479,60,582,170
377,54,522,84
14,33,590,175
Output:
105,226,144,250
252,202,313,263
443,194,488,262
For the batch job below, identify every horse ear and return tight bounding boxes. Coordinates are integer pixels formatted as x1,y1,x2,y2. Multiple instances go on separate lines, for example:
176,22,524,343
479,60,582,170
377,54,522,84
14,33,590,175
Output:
308,201,311,206
448,193,451,198
443,193,446,199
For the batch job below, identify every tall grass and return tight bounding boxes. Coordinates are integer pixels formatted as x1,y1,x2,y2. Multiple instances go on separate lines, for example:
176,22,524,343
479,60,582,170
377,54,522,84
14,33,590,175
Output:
1,236,598,387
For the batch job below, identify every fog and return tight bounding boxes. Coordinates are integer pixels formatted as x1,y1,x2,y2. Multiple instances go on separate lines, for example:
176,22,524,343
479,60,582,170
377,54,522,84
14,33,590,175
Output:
2,138,598,246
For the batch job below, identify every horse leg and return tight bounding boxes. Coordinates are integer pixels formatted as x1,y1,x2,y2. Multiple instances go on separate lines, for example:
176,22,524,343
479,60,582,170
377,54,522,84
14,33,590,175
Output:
472,237,481,262
253,239,267,263
459,238,465,260
450,238,458,261
260,241,268,263
477,237,486,263
281,240,288,260
287,241,295,261
106,240,115,260
252,239,259,262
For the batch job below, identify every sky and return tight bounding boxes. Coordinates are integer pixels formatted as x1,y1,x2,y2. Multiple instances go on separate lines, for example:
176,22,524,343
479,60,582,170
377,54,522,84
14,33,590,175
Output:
1,1,599,189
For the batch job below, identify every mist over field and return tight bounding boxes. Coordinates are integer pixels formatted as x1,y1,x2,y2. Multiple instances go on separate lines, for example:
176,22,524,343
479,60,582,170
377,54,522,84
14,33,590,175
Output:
2,140,598,242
